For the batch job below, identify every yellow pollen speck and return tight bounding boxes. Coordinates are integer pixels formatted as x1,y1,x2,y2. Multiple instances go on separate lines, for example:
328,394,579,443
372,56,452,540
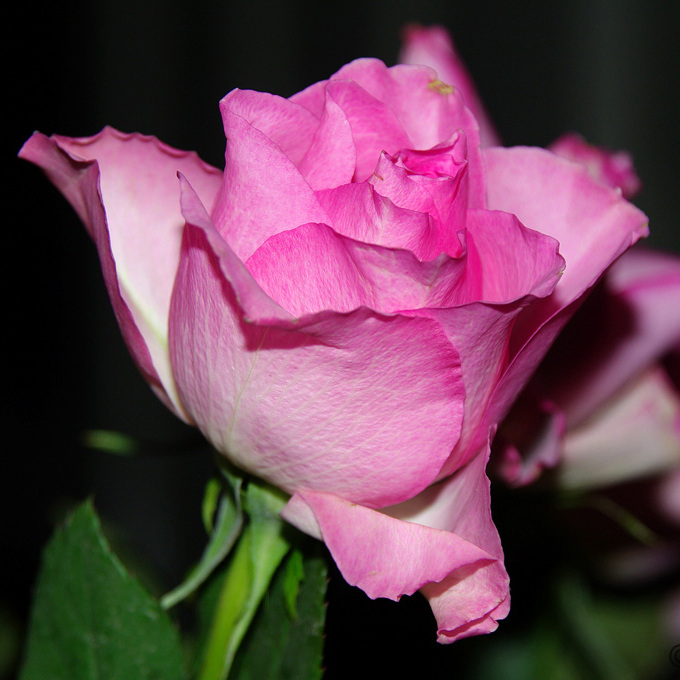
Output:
428,79,454,95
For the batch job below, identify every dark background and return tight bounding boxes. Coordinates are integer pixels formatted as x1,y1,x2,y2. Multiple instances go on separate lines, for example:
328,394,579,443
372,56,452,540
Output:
5,1,680,677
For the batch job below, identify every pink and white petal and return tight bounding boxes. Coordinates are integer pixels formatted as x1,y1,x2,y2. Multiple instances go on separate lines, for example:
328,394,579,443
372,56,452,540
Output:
19,128,222,419
281,489,495,602
415,214,563,474
558,366,680,490
221,88,321,166
399,24,501,148
170,178,465,507
387,441,510,642
212,104,329,260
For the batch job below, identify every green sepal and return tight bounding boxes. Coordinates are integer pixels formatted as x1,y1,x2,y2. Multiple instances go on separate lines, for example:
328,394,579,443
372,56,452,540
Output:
161,473,244,611
197,479,291,680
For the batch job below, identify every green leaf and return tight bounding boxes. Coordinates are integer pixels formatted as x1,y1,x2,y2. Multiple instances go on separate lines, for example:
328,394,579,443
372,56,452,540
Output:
81,429,140,456
230,545,328,680
282,549,305,620
19,500,186,680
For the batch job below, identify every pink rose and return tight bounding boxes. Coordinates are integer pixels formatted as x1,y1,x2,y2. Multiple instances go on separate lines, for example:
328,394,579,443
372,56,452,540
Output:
19,48,647,642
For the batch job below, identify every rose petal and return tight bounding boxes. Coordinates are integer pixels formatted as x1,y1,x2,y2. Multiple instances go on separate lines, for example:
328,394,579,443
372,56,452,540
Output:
316,182,441,260
323,58,485,206
464,209,564,302
246,207,563,319
325,77,411,182
474,147,649,441
425,303,528,476
221,88,321,166
386,439,510,642
296,90,357,190
400,24,501,148
170,177,465,507
19,128,222,419
549,132,641,199
331,58,482,167
556,247,680,425
370,144,468,258
213,100,329,260
247,220,467,315
484,147,649,312
558,366,680,490
282,489,495,602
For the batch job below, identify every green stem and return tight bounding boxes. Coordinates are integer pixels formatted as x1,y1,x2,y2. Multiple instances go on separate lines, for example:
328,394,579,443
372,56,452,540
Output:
198,530,252,680
196,479,291,680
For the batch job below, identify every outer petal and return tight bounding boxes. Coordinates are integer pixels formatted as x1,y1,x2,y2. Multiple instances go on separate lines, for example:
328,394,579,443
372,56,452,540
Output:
427,303,525,476
485,147,648,313
281,443,509,643
418,209,564,475
169,177,465,507
19,128,222,419
281,489,495,602
399,24,501,148
476,147,648,439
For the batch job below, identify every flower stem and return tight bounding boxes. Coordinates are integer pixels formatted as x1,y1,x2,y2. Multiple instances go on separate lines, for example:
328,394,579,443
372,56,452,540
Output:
197,479,291,680
198,529,252,680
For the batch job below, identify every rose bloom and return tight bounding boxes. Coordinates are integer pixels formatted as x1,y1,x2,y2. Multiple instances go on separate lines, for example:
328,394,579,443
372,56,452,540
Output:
20,32,647,642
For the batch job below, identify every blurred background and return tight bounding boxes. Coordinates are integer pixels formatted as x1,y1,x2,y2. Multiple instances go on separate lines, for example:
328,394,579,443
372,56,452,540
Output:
6,1,680,677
